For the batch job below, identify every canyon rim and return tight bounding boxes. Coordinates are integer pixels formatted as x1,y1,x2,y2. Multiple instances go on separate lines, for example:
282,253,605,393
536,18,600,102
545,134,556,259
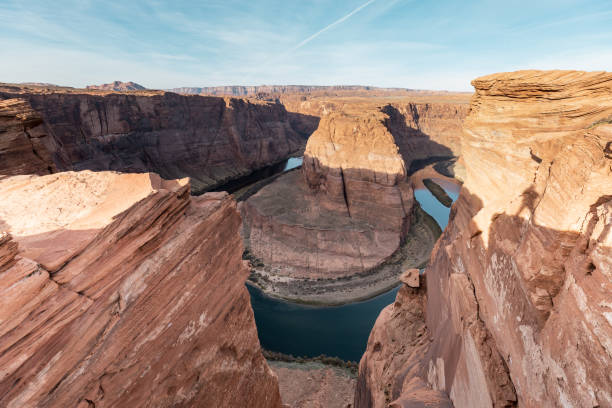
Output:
1,1,612,407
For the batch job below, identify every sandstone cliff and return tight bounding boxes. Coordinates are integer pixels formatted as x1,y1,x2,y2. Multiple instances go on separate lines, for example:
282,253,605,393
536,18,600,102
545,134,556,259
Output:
382,102,468,170
0,86,313,194
242,109,414,278
281,96,468,168
0,171,282,407
242,96,467,281
357,70,612,407
0,98,63,176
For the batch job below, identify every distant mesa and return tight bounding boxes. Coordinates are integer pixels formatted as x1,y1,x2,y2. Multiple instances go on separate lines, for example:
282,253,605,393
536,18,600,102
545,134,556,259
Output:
168,85,421,97
18,82,63,88
86,81,146,91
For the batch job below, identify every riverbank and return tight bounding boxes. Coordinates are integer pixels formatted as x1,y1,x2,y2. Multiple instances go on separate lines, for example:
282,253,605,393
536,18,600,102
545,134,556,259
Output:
245,202,441,305
269,359,356,408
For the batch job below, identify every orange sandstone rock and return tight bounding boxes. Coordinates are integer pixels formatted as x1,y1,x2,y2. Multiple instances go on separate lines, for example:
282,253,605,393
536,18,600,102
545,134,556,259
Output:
358,70,612,408
242,110,414,278
0,171,282,408
0,85,312,193
400,268,420,288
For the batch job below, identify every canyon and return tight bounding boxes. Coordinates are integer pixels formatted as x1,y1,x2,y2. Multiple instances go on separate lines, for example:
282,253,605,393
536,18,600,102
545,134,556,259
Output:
356,70,612,407
241,94,468,303
0,171,281,407
0,84,313,194
1,70,611,408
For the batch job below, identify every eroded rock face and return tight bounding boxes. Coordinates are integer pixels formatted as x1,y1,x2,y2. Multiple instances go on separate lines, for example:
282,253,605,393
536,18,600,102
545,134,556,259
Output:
0,86,312,194
0,98,63,176
242,110,414,278
382,103,468,171
0,171,282,408
355,280,452,408
358,70,612,407
282,97,468,170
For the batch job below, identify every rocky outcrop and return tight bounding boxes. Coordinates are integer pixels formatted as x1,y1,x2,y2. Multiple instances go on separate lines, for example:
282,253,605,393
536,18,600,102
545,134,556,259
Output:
355,279,453,408
0,86,312,194
270,361,356,408
0,171,282,407
357,70,612,407
242,110,414,278
0,99,63,176
86,81,146,91
281,97,469,170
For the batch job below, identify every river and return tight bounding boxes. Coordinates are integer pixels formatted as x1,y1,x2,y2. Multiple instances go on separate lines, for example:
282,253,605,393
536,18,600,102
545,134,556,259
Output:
247,174,460,362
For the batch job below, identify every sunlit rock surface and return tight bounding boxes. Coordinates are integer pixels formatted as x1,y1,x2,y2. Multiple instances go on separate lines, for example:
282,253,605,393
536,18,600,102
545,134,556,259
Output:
0,171,282,408
357,70,612,407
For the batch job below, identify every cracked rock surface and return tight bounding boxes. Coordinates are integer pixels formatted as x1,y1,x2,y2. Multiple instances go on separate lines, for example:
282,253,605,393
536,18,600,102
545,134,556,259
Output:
0,171,282,408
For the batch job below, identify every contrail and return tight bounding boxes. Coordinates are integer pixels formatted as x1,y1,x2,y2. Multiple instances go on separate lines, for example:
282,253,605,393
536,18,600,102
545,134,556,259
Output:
288,0,378,53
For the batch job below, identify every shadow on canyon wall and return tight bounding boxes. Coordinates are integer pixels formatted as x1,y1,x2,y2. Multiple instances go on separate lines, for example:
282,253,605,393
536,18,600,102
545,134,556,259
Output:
356,182,612,407
381,104,457,174
0,90,320,194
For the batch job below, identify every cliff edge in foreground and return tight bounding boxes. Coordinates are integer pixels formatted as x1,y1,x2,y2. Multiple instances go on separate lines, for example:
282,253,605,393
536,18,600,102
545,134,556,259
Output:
357,70,612,407
0,171,281,407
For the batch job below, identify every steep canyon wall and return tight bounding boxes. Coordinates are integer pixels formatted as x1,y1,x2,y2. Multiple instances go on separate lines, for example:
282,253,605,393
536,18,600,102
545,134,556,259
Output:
357,70,612,407
0,172,282,407
0,86,314,194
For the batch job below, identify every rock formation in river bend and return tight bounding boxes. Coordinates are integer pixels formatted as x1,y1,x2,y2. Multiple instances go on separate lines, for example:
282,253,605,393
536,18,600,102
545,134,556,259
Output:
242,109,414,278
281,96,469,168
0,171,282,407
0,85,313,194
356,70,612,407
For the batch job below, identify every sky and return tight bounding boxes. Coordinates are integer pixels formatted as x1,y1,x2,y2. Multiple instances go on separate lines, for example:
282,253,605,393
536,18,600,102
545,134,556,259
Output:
1,0,611,91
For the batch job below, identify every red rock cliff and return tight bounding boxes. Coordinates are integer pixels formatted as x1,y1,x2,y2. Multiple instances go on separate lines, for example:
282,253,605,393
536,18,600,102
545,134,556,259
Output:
0,171,282,407
0,85,313,194
357,70,612,407
242,109,413,278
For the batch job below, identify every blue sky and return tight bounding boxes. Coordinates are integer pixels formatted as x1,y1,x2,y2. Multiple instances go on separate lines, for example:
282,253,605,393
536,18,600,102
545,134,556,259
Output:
1,0,611,91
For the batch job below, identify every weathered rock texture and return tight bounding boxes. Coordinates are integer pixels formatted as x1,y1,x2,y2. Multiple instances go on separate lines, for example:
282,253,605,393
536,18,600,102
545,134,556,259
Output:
0,98,62,176
280,97,468,167
270,361,356,408
382,103,468,170
357,70,612,407
355,280,452,408
242,97,467,279
0,86,313,193
0,171,282,407
242,110,414,278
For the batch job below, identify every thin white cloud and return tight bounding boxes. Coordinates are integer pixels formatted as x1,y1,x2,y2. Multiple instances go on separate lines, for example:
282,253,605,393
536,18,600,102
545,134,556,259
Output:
288,0,378,53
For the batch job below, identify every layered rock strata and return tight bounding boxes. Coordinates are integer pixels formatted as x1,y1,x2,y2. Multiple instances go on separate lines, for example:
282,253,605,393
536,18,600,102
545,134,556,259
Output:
0,171,281,407
355,278,452,408
382,103,468,170
357,70,612,407
281,97,469,169
0,86,313,194
0,98,64,176
242,110,414,278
